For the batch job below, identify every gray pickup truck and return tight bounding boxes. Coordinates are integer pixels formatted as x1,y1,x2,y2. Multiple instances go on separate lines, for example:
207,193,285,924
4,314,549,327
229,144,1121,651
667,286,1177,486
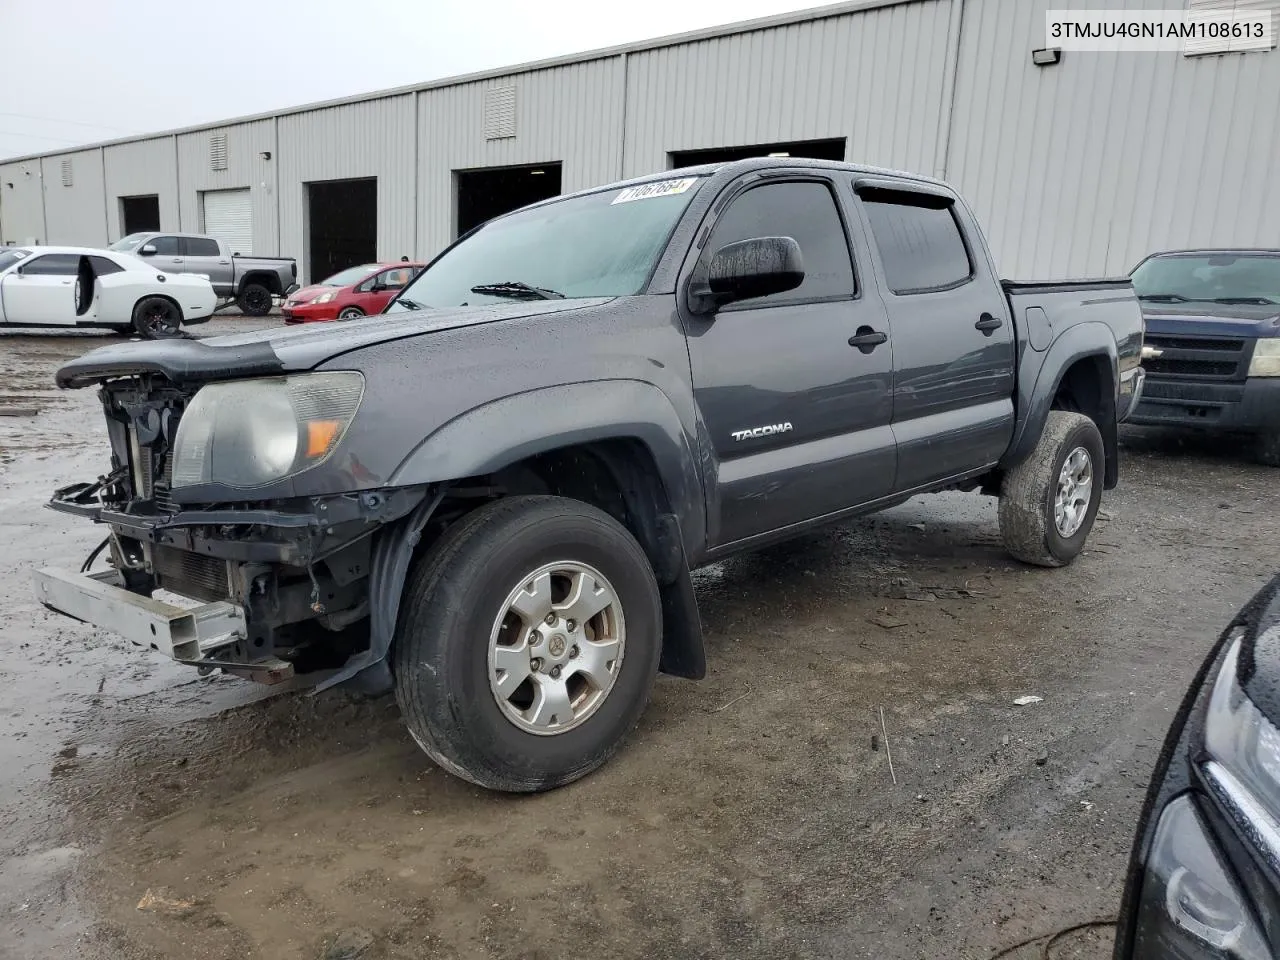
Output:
37,159,1143,792
108,232,298,316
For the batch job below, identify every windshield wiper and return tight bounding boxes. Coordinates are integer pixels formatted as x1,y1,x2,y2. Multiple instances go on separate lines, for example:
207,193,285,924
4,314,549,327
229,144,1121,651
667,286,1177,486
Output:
469,281,564,300
1211,296,1280,305
392,297,423,311
1138,293,1190,302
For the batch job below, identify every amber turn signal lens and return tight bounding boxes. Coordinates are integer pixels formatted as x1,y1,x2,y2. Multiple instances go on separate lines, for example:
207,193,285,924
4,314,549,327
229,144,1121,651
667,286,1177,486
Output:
305,420,342,458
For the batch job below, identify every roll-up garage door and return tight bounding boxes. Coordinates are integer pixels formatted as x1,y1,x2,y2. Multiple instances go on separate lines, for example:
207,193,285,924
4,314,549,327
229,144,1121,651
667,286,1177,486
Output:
200,188,253,256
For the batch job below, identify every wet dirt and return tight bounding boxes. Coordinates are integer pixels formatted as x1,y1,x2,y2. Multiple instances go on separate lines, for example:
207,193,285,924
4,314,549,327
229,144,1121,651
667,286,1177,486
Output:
1,320,1276,959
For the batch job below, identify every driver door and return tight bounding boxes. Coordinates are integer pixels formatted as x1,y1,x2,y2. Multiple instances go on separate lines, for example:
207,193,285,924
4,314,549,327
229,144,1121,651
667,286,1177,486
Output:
355,266,414,314
0,253,79,325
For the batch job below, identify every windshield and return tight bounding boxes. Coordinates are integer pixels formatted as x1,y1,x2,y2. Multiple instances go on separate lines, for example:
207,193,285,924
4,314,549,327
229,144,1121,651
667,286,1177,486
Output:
388,177,703,311
108,234,149,252
0,248,32,273
321,264,381,286
1131,253,1280,304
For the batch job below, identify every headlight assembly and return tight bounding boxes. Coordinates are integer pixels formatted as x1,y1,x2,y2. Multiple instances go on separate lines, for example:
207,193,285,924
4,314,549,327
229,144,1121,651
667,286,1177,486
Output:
312,291,337,304
171,372,364,489
1249,340,1280,378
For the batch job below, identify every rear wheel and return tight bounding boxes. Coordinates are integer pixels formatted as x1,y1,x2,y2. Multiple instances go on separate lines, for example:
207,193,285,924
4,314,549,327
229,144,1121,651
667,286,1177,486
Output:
393,496,662,792
999,411,1105,567
338,306,365,320
236,282,273,316
131,297,182,339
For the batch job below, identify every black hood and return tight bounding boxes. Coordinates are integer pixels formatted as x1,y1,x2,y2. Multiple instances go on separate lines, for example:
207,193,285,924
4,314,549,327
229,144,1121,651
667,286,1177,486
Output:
55,299,609,388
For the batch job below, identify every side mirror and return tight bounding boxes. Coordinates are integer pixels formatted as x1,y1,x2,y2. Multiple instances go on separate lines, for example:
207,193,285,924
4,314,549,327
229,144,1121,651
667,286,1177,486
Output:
139,244,157,256
698,237,804,311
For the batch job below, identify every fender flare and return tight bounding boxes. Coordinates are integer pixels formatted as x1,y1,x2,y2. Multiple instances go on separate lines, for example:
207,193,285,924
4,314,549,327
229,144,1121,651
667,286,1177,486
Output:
1002,322,1119,484
390,379,707,558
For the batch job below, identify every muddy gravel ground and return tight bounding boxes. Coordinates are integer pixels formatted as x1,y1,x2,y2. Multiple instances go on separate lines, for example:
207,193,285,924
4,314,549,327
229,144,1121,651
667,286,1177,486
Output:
1,319,1276,960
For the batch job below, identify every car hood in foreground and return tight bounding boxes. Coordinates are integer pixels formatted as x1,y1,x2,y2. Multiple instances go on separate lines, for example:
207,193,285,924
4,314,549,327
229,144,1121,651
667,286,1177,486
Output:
55,299,611,388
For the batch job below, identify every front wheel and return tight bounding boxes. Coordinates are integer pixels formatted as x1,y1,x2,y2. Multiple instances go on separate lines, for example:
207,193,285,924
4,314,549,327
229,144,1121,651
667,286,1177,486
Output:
394,496,662,792
1256,430,1280,467
236,282,273,316
337,306,365,320
131,297,183,339
999,411,1105,567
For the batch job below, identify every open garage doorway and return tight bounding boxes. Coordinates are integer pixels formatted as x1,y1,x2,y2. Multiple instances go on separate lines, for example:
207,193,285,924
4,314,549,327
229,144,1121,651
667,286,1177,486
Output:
119,195,160,237
455,163,561,238
669,138,847,169
306,177,377,283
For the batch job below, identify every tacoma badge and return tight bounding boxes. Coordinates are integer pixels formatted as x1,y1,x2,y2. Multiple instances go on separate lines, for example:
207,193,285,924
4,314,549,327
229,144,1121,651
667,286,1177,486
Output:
731,422,794,442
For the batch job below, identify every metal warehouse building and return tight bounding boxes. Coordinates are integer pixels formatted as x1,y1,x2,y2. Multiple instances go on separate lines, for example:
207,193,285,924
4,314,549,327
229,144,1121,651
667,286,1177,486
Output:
2,0,1278,284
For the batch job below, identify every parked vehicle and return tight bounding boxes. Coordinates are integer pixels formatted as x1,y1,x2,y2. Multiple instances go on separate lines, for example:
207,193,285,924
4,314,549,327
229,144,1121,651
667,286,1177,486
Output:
1128,249,1280,465
0,245,216,337
1112,572,1280,960
108,232,298,316
282,262,424,323
35,158,1144,792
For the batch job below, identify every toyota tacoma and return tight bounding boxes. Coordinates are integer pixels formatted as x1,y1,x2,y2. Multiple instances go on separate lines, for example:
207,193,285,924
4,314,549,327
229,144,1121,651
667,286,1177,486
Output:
35,159,1144,792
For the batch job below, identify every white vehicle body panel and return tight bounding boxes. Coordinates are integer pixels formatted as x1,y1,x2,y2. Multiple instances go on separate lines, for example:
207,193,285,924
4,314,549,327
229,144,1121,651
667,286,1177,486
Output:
0,246,216,329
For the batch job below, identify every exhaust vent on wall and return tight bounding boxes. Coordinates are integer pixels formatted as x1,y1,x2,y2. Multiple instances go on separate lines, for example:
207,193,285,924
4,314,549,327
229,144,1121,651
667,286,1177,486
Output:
484,86,517,140
60,158,73,187
210,134,228,171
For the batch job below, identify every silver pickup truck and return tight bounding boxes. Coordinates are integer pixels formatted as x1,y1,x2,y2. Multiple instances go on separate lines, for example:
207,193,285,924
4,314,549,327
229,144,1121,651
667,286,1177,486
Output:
108,232,298,316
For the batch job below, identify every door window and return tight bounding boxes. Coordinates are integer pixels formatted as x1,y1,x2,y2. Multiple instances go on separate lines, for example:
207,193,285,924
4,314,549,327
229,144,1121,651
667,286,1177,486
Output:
705,180,856,307
147,236,182,255
184,237,220,257
19,254,79,275
861,193,973,295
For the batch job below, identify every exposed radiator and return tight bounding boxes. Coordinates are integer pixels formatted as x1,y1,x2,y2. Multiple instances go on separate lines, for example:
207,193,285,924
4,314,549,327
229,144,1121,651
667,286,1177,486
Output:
152,546,229,603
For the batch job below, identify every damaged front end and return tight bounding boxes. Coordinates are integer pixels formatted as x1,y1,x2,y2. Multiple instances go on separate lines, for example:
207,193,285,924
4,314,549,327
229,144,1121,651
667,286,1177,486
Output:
35,364,435,691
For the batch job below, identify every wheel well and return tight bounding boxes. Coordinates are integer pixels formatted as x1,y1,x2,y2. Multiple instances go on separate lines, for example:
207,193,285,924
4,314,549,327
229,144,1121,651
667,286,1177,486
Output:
240,272,282,295
1052,355,1118,488
132,293,182,319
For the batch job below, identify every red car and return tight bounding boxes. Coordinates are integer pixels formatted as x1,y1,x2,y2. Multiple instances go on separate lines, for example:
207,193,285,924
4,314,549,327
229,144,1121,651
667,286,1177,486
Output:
282,262,423,323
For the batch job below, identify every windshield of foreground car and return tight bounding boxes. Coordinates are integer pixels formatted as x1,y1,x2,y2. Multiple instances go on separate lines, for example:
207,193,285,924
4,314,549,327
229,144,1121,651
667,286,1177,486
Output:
108,234,149,252
321,264,382,287
387,178,705,311
0,248,32,273
1131,253,1280,305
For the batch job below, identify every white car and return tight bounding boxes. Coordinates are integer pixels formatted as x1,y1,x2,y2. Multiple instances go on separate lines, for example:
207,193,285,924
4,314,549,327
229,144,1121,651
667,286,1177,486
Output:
0,245,217,338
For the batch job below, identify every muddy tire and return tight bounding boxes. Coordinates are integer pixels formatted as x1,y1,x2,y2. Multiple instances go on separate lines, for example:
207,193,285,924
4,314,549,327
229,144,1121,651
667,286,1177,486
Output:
236,282,273,316
393,496,662,792
1256,430,1280,467
131,296,183,339
999,411,1105,567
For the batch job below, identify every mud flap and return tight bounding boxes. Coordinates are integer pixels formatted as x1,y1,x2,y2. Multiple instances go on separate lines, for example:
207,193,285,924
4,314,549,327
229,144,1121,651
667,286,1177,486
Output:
314,488,445,695
659,566,706,680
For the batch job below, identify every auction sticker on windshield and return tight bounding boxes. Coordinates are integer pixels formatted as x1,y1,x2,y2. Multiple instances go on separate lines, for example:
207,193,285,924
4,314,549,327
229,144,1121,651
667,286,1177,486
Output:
612,177,699,204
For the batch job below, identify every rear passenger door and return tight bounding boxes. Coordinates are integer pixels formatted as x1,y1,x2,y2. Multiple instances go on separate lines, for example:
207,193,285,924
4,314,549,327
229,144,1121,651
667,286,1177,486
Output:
182,236,233,294
854,183,1015,491
682,175,896,548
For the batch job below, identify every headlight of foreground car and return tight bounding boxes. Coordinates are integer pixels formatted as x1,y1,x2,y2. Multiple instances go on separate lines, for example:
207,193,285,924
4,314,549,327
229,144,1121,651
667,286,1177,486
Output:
171,372,364,489
312,291,336,304
1248,340,1280,377
1130,638,1275,959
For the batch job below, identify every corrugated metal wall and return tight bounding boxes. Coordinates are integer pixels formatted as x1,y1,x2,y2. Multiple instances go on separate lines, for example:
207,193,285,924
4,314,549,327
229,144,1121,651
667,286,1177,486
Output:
39,148,108,246
623,0,954,177
0,158,49,245
176,120,278,255
102,137,181,241
277,96,416,282
417,58,625,254
4,0,1279,280
948,0,1280,279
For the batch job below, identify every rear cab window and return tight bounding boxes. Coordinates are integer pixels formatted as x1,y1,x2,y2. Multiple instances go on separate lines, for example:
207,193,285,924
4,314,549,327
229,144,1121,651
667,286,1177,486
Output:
184,237,220,257
859,187,974,295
